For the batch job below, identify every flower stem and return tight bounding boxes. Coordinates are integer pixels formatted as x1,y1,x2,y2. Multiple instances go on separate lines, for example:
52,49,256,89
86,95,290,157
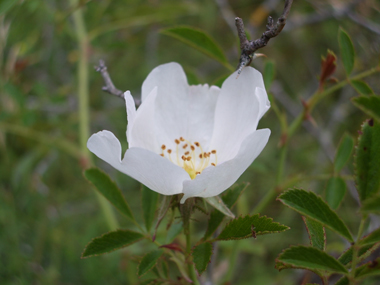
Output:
70,0,118,230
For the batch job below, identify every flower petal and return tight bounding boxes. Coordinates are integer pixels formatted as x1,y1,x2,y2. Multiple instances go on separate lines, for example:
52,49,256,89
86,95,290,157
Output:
124,91,136,144
87,130,190,195
256,87,271,120
209,67,268,163
128,87,159,152
142,62,219,150
181,128,271,203
141,62,188,102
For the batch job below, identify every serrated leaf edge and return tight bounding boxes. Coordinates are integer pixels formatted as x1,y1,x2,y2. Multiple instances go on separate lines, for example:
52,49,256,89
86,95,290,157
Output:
81,229,144,259
277,188,353,242
214,214,290,241
275,245,348,275
302,216,326,251
203,182,249,239
191,242,213,276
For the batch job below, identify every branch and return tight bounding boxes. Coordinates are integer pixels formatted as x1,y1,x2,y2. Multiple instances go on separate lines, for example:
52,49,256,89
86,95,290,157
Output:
94,59,124,99
235,0,293,74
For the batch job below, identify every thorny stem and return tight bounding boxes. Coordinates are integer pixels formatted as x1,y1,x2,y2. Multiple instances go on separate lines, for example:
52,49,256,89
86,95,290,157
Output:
235,0,293,73
70,0,118,230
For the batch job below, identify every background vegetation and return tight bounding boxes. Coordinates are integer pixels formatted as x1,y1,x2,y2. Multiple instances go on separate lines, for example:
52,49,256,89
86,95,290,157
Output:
1,0,379,284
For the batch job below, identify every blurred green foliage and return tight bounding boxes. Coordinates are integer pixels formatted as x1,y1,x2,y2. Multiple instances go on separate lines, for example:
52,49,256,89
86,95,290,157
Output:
1,0,380,284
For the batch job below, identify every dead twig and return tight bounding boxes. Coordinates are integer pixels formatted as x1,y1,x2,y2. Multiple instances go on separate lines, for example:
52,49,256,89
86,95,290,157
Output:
235,0,293,74
95,59,124,99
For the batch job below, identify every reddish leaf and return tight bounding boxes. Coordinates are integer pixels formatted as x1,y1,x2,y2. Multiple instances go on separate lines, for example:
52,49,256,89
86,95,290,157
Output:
159,243,183,252
319,50,337,89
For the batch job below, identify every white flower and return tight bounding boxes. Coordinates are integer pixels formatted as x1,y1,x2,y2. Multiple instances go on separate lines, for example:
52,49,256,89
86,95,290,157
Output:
87,62,271,203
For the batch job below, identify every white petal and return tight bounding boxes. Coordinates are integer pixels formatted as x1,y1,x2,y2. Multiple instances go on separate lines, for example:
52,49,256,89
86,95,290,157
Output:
256,87,271,120
181,129,271,203
128,87,159,152
87,130,123,170
209,67,267,163
87,130,190,195
142,62,219,150
124,91,136,144
141,62,188,102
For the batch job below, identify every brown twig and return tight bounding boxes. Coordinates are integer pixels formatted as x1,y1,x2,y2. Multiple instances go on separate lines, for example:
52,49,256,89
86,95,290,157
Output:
235,0,293,74
95,59,124,99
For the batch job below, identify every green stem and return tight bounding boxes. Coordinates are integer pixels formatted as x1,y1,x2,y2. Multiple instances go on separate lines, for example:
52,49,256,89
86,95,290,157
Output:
70,0,118,231
254,66,380,215
185,224,200,285
0,122,82,158
289,66,380,139
180,199,200,285
350,216,367,284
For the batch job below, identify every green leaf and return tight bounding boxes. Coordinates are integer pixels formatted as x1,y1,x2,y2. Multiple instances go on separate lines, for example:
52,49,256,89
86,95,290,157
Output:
338,243,379,266
0,0,16,15
142,185,159,232
276,246,348,274
335,276,349,285
355,119,380,201
358,227,380,246
160,26,232,70
338,28,355,75
82,230,144,258
334,134,355,173
192,242,213,275
325,177,347,210
355,258,380,279
350,80,374,96
138,250,164,277
277,189,353,242
204,183,248,240
204,196,235,219
352,96,380,123
361,195,380,214
84,168,134,220
215,214,289,241
263,60,275,89
302,217,325,251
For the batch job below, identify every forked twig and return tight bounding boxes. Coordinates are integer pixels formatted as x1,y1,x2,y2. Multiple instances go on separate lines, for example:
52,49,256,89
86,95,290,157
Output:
235,0,293,74
94,59,124,98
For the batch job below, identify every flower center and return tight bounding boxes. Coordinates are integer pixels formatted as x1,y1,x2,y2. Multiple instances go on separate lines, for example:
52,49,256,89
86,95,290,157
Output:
160,137,217,179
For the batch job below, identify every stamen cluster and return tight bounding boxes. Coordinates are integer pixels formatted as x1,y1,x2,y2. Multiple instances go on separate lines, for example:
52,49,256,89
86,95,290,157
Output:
159,137,217,179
